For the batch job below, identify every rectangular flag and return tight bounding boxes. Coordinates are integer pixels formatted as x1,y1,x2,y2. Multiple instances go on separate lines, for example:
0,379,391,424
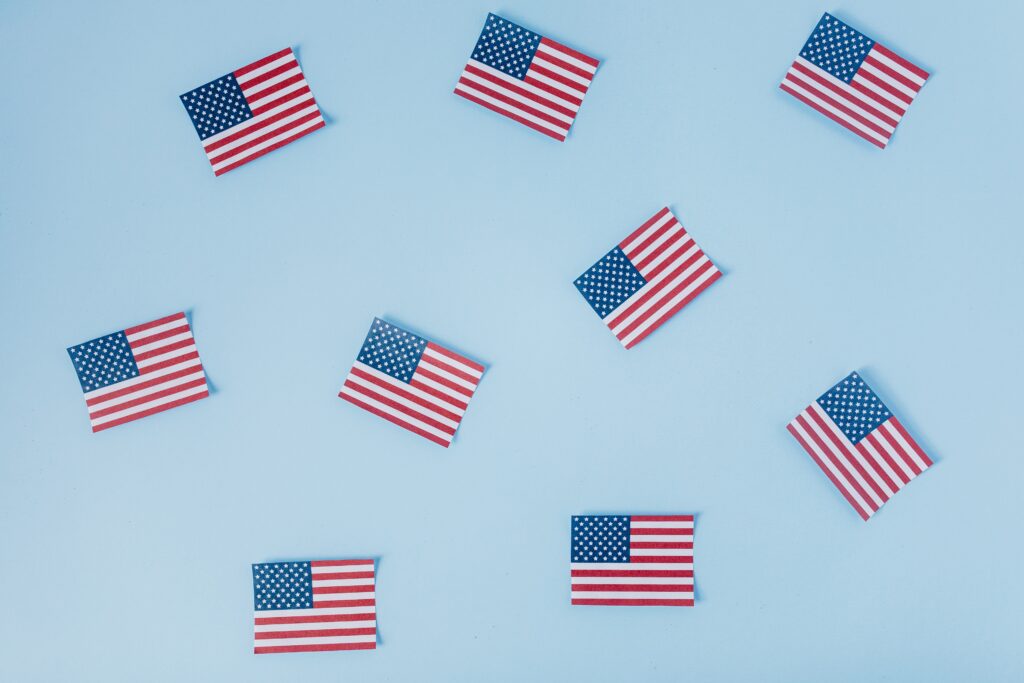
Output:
780,13,929,148
252,560,376,654
787,371,934,520
339,318,484,448
575,207,722,349
180,47,325,175
454,13,599,141
66,312,208,432
571,515,694,606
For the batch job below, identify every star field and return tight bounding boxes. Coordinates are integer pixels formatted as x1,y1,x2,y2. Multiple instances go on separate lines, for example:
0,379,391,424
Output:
180,74,252,140
571,516,630,563
357,318,428,383
252,562,314,611
67,332,139,393
471,13,542,80
799,13,874,83
818,371,892,444
575,247,647,319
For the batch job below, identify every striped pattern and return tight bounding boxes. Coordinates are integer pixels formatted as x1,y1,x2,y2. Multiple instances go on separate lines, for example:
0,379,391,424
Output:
780,17,928,148
571,516,694,607
75,313,208,432
584,207,722,349
253,560,376,654
455,16,599,141
192,48,325,175
788,397,933,521
339,323,484,448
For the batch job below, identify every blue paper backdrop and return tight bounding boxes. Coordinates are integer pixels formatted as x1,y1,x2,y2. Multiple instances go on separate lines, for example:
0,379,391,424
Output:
1,0,1021,680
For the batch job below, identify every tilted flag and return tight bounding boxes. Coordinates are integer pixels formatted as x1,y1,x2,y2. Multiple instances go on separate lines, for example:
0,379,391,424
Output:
66,312,208,432
454,13,599,141
180,47,325,175
571,515,694,607
339,318,484,448
575,207,722,349
787,371,933,520
252,560,376,654
780,13,929,148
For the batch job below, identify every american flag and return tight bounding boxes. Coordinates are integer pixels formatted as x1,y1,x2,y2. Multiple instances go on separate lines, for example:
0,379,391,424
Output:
571,515,694,607
180,47,325,175
575,207,722,349
454,13,599,141
780,13,929,148
252,560,376,654
339,318,484,448
787,371,933,520
66,312,208,432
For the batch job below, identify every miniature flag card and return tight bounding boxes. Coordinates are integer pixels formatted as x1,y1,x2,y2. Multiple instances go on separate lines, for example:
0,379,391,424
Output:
252,560,376,654
180,47,325,175
575,207,722,349
339,318,485,448
66,312,208,432
780,13,929,148
571,515,695,606
787,371,933,520
454,13,599,141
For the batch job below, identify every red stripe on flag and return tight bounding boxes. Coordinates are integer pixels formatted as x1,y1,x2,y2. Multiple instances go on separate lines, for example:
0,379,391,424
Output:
130,323,190,348
208,110,322,166
629,527,691,535
88,377,208,419
255,613,376,626
624,216,679,263
540,37,600,68
808,406,890,503
338,392,451,447
779,82,886,149
137,350,200,375
863,54,921,93
425,342,484,373
312,572,375,581
313,598,376,608
237,59,298,91
349,367,461,423
633,515,694,522
124,312,186,336
862,432,910,485
873,43,929,80
420,355,479,385
213,120,325,176
889,417,932,467
571,599,694,606
571,584,690,592
255,627,376,640
85,364,202,406
243,73,308,108
525,63,587,96
311,559,374,567
572,569,693,578
233,48,293,78
341,380,457,436
619,208,670,248
204,96,314,154
790,61,898,128
455,77,570,130
91,391,208,433
254,642,375,654
622,269,721,349
453,88,566,141
412,366,474,400
788,419,870,520
131,337,194,362
462,64,576,118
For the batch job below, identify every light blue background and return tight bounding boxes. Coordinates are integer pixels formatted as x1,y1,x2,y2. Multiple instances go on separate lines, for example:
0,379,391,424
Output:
1,0,1021,680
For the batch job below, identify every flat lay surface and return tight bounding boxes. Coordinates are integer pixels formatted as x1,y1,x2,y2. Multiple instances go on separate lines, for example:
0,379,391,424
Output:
0,0,1021,681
